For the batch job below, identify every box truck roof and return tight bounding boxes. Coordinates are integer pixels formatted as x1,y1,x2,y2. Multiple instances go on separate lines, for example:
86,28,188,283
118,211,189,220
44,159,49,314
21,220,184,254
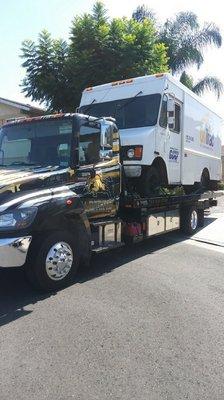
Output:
83,73,166,94
81,73,223,120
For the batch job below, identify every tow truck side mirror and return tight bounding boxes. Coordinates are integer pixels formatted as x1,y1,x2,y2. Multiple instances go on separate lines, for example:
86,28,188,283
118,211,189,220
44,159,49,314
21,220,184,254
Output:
0,149,4,164
99,148,113,160
167,98,175,130
99,121,113,161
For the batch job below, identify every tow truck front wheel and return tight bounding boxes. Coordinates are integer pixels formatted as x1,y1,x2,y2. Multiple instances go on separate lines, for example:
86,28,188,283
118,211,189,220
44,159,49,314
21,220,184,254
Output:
25,231,79,292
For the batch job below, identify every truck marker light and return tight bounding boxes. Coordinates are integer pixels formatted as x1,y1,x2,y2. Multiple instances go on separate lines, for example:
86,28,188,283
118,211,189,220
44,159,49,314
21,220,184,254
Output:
134,146,143,159
66,199,73,206
111,79,133,86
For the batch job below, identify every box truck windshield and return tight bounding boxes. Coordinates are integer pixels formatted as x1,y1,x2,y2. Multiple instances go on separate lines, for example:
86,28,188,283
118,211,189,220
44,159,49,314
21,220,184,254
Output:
80,93,161,129
0,118,73,168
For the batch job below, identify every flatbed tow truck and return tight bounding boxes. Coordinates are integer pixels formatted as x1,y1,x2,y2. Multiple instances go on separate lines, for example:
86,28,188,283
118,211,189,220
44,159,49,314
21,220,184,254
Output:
0,113,222,291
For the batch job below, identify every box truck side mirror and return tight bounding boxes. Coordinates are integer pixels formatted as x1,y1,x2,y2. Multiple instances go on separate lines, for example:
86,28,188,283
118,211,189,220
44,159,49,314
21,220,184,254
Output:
167,98,175,130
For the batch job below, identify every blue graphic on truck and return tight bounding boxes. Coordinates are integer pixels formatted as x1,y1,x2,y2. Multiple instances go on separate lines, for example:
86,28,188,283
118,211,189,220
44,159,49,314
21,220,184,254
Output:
169,148,179,162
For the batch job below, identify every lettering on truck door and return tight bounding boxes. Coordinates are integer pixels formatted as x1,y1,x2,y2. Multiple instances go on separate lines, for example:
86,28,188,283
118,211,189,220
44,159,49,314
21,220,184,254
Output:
168,101,182,183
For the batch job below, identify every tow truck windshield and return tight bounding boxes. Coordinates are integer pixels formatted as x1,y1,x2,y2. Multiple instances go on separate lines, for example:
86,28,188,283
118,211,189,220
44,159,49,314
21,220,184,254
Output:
80,93,161,129
0,118,73,168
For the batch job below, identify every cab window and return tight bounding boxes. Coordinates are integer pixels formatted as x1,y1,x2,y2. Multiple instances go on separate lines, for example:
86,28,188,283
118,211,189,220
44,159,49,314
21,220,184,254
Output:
174,103,181,133
159,96,167,128
79,123,101,165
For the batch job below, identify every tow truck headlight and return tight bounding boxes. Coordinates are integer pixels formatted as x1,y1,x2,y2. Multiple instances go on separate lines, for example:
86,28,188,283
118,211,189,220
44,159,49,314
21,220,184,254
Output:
0,208,38,230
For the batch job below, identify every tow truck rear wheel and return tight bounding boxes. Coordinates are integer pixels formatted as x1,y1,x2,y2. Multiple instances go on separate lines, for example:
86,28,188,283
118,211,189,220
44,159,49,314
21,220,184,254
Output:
181,206,199,235
25,231,79,292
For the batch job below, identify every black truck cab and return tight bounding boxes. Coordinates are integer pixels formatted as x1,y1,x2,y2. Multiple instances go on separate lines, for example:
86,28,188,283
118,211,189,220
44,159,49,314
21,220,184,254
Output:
0,113,122,288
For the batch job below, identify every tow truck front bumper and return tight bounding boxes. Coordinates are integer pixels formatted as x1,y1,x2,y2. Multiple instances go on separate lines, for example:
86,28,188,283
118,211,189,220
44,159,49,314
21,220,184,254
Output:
0,236,32,268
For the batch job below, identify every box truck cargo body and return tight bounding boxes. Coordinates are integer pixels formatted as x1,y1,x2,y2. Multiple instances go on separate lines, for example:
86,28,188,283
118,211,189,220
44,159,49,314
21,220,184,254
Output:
80,73,222,194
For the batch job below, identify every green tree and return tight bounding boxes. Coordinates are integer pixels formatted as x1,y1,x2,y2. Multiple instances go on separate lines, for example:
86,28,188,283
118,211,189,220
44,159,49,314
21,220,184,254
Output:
21,30,69,110
21,2,168,111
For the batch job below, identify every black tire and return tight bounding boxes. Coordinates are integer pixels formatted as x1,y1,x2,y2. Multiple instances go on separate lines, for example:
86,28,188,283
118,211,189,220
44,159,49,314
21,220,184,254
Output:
184,185,195,195
25,231,80,292
181,206,199,235
140,166,160,196
209,180,218,191
198,209,205,228
201,169,210,189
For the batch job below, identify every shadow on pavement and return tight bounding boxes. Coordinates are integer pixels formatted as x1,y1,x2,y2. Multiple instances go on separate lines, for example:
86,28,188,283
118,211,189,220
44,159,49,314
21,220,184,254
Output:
0,233,180,328
0,221,215,328
0,198,222,328
197,216,218,232
0,268,54,327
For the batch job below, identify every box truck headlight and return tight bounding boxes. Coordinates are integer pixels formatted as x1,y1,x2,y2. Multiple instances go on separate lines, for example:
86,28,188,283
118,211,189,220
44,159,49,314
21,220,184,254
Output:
127,146,143,160
0,208,37,230
127,148,135,159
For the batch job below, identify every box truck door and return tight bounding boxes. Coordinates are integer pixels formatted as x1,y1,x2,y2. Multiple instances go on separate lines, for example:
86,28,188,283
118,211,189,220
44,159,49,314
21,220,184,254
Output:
158,97,182,184
167,101,182,183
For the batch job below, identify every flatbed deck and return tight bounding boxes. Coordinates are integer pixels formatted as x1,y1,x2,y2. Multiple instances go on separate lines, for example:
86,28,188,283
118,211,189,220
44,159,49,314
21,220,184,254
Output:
121,191,223,211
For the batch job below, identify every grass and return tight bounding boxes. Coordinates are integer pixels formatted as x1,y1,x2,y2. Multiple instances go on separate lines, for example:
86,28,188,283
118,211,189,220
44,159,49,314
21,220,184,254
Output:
218,181,224,190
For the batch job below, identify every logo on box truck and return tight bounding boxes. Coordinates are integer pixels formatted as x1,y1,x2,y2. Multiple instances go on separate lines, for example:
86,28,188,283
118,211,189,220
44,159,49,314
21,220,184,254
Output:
169,148,179,162
200,120,214,148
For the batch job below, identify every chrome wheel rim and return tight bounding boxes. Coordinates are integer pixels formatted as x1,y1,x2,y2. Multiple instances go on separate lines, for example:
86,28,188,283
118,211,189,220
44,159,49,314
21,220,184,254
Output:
46,242,73,281
190,210,198,231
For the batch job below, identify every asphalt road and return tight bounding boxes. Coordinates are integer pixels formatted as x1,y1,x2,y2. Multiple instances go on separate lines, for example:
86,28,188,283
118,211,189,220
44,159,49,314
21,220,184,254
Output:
0,197,224,400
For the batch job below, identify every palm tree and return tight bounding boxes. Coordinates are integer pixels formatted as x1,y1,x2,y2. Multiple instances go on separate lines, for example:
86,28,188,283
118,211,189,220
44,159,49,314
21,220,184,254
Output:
132,5,156,23
180,71,223,99
159,12,222,74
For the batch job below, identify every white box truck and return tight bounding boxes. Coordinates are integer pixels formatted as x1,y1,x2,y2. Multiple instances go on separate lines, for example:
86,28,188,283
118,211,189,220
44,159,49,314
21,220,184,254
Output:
80,73,222,195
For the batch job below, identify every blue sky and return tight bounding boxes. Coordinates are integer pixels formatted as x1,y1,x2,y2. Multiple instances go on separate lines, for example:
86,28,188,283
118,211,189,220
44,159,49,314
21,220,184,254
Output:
0,0,223,118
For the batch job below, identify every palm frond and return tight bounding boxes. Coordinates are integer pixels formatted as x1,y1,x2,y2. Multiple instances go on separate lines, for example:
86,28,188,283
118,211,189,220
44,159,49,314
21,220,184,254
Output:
193,76,223,99
160,13,222,74
175,12,199,31
170,46,203,73
191,22,222,49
